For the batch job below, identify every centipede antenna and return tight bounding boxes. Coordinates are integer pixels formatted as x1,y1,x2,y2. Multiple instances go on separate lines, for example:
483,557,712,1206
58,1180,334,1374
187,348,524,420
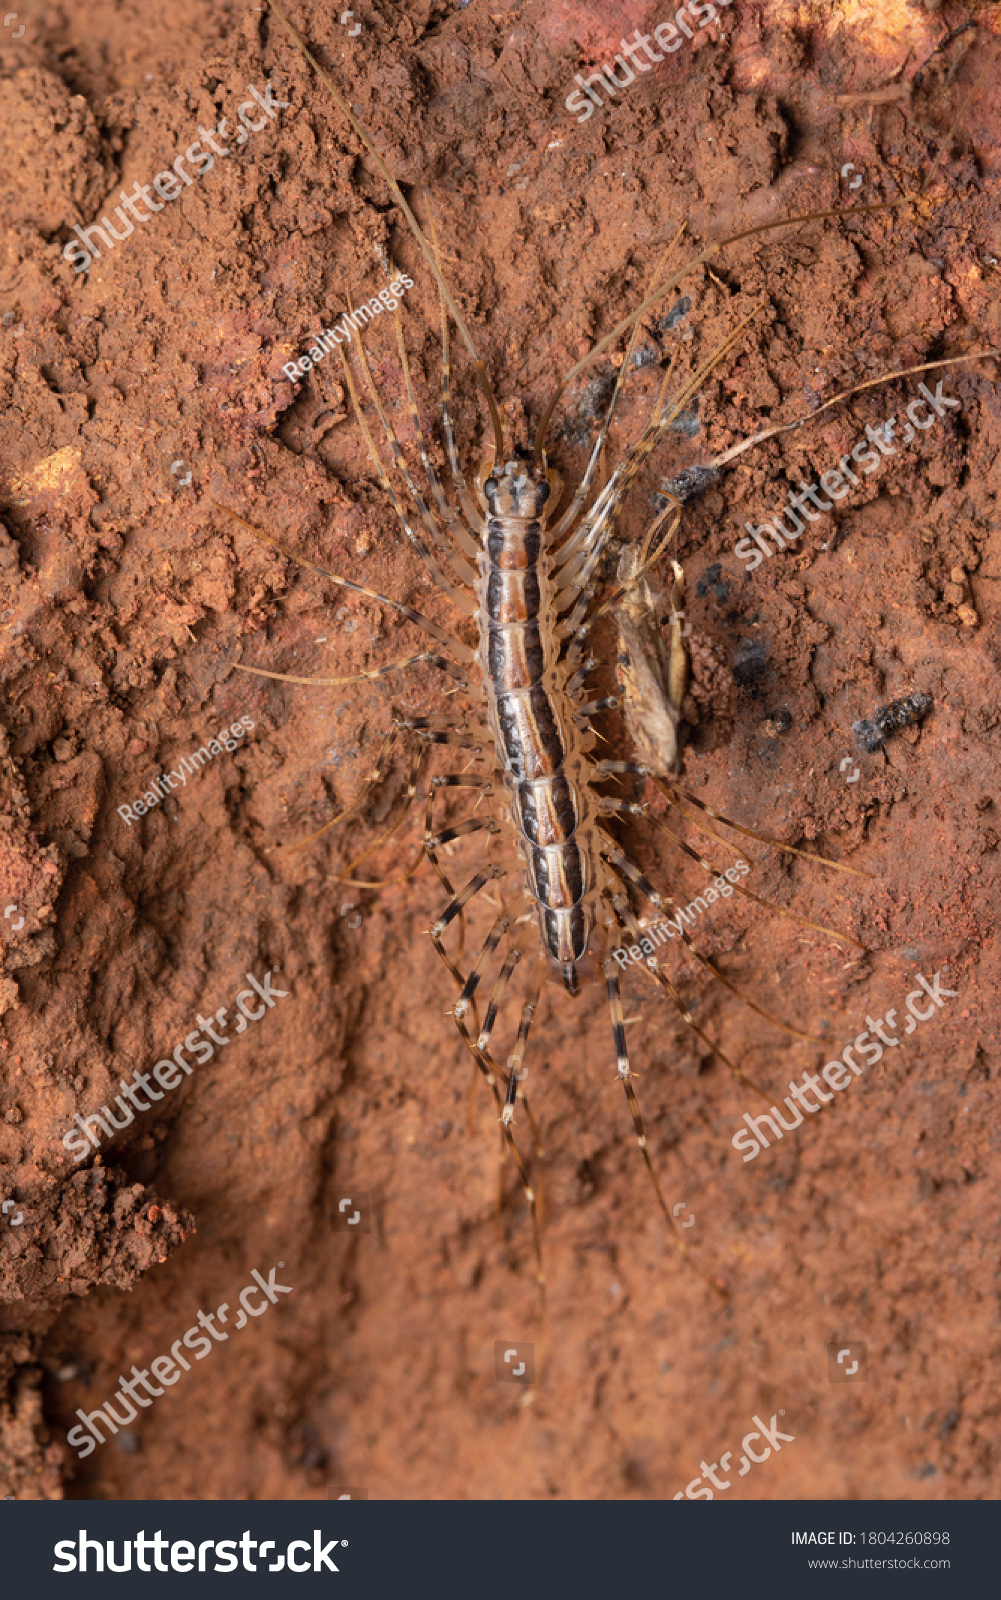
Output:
644,810,867,951
267,0,506,462
710,351,998,472
921,32,999,194
536,196,924,452
657,780,875,879
208,499,476,663
536,224,686,470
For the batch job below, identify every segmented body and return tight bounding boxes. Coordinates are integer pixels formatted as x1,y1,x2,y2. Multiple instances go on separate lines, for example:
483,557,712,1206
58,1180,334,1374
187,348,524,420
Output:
478,460,602,984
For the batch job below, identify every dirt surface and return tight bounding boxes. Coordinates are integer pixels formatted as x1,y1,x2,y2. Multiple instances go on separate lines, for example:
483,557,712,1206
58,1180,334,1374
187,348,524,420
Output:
0,0,999,1503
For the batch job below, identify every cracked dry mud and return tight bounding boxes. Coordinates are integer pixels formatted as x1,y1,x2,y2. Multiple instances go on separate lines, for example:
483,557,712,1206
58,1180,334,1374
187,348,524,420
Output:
0,0,999,1502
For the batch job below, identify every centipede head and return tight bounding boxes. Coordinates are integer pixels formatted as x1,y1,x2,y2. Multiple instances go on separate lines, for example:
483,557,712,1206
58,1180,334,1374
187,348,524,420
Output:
477,445,562,524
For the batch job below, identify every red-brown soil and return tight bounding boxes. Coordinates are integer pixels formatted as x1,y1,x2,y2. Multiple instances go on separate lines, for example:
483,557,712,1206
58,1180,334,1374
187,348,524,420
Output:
0,0,999,1502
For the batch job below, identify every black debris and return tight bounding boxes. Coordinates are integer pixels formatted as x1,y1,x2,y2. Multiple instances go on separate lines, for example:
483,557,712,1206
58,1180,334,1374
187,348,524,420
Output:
658,295,692,330
733,639,768,689
652,463,720,508
696,562,730,604
853,692,933,752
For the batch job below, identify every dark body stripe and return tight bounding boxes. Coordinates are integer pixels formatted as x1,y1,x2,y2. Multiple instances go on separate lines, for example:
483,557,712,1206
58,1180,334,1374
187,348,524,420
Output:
479,513,591,966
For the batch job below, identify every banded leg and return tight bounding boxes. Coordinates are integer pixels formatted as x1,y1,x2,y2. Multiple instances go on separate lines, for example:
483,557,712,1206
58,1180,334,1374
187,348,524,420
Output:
599,875,770,1103
429,862,511,988
342,331,480,589
379,247,481,562
549,226,687,542
424,772,495,899
209,500,475,664
655,778,875,880
451,893,534,1026
603,841,824,1047
336,344,478,617
452,999,547,1303
235,650,471,693
640,804,866,950
424,197,489,530
500,950,549,1129
553,310,759,590
603,952,724,1294
445,907,547,1301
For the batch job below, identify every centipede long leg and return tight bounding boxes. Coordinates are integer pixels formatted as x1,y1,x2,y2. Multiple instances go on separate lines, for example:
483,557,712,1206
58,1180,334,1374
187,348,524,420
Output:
600,879,770,1102
603,954,723,1294
234,650,472,692
602,841,824,1046
379,248,482,562
655,778,875,880
423,198,490,530
336,344,478,617
209,500,475,664
344,329,481,591
638,803,866,950
550,227,686,542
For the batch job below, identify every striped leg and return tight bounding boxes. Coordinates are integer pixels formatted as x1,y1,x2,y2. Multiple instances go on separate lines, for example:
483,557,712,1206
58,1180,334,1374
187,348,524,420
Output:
429,862,511,988
209,500,475,664
638,803,866,949
549,227,687,542
654,778,874,880
235,650,471,693
452,999,547,1304
342,332,480,590
603,840,824,1048
552,311,760,608
603,951,724,1294
424,198,490,530
598,871,770,1104
453,923,547,1299
424,772,495,897
378,247,481,562
335,345,478,617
